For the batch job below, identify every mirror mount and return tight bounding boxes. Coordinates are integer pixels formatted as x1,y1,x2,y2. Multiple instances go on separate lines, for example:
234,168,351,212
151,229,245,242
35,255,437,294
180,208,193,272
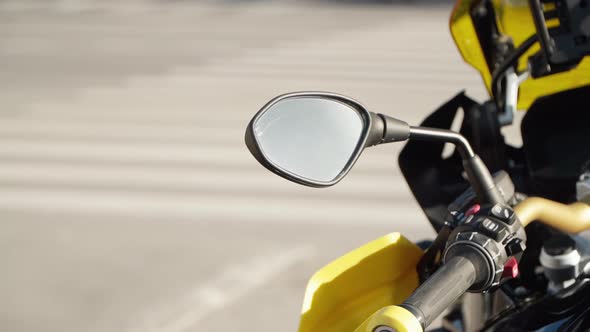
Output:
366,113,411,147
407,126,504,205
366,118,503,205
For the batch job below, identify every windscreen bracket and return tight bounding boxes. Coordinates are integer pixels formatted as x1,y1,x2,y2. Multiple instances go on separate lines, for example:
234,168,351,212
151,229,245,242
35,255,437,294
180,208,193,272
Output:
528,0,590,76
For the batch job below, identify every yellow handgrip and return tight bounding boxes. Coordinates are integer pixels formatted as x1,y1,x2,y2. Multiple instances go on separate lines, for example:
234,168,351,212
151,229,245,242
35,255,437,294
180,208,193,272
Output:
515,197,590,233
354,305,423,332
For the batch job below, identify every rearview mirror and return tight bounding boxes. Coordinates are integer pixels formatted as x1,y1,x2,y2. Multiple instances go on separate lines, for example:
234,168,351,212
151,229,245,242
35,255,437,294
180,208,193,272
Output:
245,91,505,205
245,92,372,187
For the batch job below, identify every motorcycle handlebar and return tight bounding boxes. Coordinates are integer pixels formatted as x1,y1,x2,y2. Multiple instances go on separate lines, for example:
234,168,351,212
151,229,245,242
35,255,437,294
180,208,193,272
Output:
400,255,477,330
515,197,590,233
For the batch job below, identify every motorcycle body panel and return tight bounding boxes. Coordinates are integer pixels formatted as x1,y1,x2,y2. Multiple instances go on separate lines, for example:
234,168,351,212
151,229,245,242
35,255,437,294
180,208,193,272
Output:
450,0,590,110
298,233,423,332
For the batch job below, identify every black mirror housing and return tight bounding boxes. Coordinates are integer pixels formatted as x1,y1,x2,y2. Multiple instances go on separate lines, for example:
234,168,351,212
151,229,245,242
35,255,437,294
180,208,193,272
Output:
245,91,374,188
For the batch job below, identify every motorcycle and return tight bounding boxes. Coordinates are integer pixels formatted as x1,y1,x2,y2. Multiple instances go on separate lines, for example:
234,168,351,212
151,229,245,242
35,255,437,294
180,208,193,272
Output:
244,0,590,331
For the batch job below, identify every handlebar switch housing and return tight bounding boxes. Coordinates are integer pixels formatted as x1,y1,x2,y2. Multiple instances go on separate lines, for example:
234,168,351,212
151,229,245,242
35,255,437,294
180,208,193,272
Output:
444,204,527,292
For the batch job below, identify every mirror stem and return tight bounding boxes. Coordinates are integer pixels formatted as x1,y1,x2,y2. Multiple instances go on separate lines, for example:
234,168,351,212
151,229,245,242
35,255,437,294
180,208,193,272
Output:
409,126,474,160
409,126,504,205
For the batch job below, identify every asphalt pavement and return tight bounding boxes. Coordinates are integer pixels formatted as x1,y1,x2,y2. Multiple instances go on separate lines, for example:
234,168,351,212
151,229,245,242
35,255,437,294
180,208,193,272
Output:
0,1,490,331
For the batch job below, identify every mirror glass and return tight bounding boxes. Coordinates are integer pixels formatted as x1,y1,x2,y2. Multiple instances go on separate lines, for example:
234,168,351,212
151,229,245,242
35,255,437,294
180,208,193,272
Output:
252,97,365,183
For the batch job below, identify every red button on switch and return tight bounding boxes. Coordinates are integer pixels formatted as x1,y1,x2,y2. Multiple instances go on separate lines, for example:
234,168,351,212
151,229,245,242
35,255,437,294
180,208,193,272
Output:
502,257,519,279
465,204,481,217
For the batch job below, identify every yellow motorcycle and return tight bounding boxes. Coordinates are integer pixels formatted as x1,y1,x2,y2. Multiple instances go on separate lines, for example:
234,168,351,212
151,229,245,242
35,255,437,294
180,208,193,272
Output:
245,0,590,331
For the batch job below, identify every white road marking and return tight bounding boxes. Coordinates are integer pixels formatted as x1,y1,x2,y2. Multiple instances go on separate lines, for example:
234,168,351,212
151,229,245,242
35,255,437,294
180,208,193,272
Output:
0,162,408,197
126,246,314,332
0,189,422,226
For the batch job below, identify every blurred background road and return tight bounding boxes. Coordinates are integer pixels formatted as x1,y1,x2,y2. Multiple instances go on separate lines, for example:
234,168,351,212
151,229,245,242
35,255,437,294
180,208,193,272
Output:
0,1,488,331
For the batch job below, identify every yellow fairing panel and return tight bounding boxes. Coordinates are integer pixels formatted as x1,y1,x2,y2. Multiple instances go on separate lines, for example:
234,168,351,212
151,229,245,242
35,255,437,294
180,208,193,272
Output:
450,0,493,92
450,0,590,110
298,233,423,332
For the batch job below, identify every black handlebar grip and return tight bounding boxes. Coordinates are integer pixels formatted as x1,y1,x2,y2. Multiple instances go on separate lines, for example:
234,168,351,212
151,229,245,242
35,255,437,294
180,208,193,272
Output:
400,256,476,329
